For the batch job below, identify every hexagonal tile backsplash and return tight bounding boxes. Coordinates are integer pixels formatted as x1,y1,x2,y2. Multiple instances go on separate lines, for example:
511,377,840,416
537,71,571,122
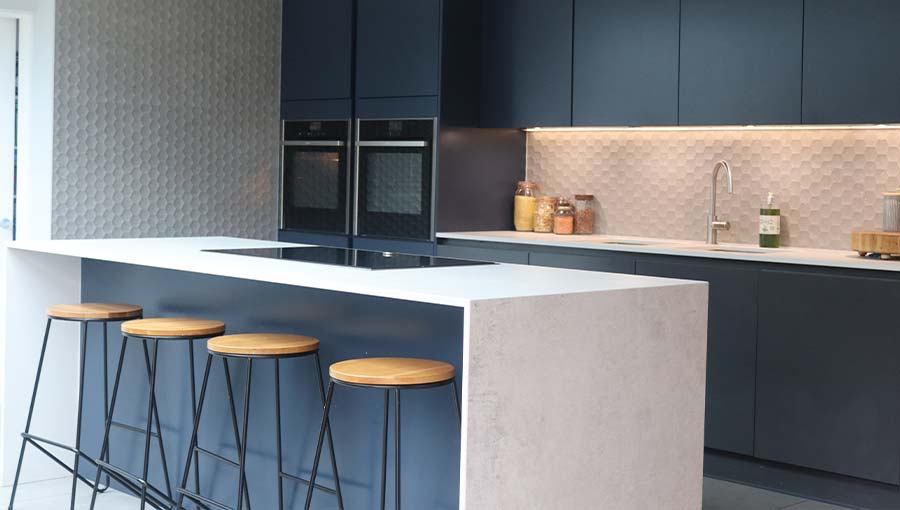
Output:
52,0,281,240
527,129,900,250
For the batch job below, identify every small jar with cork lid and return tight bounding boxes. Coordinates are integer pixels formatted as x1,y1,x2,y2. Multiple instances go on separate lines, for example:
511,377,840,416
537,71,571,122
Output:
573,194,595,234
554,198,575,235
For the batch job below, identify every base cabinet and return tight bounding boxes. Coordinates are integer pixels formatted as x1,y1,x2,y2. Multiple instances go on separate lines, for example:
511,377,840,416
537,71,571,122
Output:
755,270,900,485
636,259,757,455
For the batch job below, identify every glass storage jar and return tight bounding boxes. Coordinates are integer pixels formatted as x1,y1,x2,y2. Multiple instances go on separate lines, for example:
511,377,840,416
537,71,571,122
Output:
514,181,538,231
574,194,595,234
533,196,558,233
554,198,575,235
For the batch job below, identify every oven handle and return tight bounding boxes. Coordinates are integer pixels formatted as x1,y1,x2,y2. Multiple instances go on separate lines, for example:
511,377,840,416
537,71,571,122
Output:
356,140,429,148
283,140,346,147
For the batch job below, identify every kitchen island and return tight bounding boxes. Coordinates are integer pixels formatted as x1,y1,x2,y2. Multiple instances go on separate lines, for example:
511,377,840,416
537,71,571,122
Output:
1,237,708,509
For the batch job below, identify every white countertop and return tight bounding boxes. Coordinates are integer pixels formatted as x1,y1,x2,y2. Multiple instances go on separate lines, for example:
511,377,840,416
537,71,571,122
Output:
3,237,698,307
437,231,900,272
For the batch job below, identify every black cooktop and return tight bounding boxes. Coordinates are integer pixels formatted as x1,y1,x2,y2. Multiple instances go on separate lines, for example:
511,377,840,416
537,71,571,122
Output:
205,246,494,271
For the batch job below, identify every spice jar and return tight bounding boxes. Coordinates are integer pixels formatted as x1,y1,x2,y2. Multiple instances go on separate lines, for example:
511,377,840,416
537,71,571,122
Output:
574,194,595,234
533,196,558,233
514,181,538,231
554,198,575,235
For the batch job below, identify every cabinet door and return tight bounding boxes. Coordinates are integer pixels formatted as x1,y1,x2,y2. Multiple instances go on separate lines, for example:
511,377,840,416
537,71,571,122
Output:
756,270,900,484
356,0,441,99
481,0,573,128
281,0,353,103
637,259,757,455
572,0,679,126
679,0,803,125
436,242,529,265
803,0,900,124
529,250,635,274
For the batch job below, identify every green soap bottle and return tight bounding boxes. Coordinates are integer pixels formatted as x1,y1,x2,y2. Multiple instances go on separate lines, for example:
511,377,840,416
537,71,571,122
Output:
759,192,781,248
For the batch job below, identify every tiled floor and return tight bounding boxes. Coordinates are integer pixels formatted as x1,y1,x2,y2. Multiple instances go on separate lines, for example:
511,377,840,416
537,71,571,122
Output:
703,478,853,510
0,476,857,509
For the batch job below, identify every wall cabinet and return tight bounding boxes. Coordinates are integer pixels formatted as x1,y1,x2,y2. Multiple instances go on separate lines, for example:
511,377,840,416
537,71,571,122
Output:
481,0,573,128
356,0,442,100
755,270,900,484
636,259,758,456
572,0,679,126
679,0,803,125
802,0,900,124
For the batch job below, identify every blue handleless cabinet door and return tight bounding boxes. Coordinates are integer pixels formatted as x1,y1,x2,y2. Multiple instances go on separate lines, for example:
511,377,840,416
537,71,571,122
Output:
679,0,803,125
281,0,353,111
356,0,441,99
573,0,679,127
481,0,574,128
803,0,900,124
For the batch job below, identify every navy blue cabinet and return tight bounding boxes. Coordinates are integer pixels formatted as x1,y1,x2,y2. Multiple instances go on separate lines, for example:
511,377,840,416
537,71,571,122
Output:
481,0,573,128
636,259,758,456
281,0,354,119
679,0,803,125
356,0,441,100
572,0,679,127
755,270,900,485
803,0,900,124
530,249,635,274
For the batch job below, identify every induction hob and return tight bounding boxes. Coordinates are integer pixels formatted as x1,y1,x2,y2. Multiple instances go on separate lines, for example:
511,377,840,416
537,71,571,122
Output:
204,246,494,271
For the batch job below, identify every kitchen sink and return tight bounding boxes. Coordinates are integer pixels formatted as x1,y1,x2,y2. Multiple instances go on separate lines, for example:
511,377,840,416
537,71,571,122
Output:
692,246,774,254
601,240,662,246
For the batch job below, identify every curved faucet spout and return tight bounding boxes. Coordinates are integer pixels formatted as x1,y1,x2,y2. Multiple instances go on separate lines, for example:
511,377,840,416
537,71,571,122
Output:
708,160,733,244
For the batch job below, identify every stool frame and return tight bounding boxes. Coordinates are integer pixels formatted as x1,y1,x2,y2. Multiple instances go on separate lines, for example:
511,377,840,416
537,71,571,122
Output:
7,313,137,510
175,349,343,510
304,377,461,510
88,331,235,510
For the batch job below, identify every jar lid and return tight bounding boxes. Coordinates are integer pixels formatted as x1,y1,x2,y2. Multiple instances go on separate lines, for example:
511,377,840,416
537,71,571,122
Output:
557,204,574,211
574,194,594,200
517,181,537,188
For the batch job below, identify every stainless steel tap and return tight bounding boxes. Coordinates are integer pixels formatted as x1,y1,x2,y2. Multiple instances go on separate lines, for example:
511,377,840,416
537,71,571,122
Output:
707,160,733,244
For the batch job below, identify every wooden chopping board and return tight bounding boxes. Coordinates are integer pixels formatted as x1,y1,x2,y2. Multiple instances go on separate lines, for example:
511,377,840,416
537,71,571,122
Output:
851,230,900,258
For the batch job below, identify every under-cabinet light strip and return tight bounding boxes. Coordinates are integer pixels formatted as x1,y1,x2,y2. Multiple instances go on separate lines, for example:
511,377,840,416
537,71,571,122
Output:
524,124,900,132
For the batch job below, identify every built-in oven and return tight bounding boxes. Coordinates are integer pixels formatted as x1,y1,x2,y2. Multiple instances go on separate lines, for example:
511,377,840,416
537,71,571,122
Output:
354,118,436,241
280,120,351,234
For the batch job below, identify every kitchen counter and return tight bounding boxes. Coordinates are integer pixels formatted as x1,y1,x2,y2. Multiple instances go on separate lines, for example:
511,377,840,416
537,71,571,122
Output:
2,237,708,509
437,231,900,272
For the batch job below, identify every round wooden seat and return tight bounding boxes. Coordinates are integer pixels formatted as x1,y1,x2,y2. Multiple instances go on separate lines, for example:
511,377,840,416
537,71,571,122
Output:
330,357,455,386
207,333,320,357
122,318,225,338
47,302,143,321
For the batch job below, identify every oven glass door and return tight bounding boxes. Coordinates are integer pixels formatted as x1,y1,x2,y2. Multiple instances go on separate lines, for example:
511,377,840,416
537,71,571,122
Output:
282,143,349,233
355,144,432,240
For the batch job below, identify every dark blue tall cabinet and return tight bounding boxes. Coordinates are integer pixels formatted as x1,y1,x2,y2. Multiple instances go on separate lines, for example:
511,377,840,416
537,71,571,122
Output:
572,0,680,126
802,0,900,124
679,0,803,125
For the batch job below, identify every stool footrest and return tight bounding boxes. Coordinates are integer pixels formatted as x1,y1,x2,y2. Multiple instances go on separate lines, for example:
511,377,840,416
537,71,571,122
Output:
280,470,338,495
94,459,172,509
111,419,160,438
196,446,239,468
176,487,228,510
20,434,110,493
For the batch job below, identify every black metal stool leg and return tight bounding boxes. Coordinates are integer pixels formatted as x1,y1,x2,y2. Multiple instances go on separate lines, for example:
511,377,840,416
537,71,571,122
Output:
381,390,389,510
394,388,401,510
90,336,129,509
138,339,160,510
313,352,343,509
236,359,253,510
7,318,52,510
451,379,461,424
69,321,89,510
188,341,200,495
175,354,213,510
274,359,284,510
141,340,173,502
100,322,111,490
224,357,252,510
305,381,336,510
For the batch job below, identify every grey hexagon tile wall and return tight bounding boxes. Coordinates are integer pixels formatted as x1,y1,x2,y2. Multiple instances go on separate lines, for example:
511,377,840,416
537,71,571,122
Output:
52,0,281,239
527,129,900,250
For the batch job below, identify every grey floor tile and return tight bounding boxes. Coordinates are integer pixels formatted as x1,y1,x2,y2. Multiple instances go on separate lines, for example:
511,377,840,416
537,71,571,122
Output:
703,477,806,510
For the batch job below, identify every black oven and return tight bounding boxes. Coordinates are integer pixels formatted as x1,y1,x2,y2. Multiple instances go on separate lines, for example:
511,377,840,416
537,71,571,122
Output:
354,119,436,241
280,120,351,234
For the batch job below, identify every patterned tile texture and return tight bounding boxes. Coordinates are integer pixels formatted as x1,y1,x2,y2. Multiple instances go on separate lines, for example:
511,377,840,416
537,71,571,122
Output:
527,129,900,250
52,0,281,239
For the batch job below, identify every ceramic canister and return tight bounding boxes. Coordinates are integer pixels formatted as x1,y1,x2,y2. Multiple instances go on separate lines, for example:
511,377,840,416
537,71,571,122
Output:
884,191,900,232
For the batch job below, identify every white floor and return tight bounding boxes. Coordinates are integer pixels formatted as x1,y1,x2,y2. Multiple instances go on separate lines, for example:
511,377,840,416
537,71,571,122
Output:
1,477,139,509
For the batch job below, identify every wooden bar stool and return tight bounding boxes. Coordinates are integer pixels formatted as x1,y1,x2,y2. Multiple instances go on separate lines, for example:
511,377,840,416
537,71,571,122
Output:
8,303,143,510
88,317,226,510
175,334,343,510
305,357,460,510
